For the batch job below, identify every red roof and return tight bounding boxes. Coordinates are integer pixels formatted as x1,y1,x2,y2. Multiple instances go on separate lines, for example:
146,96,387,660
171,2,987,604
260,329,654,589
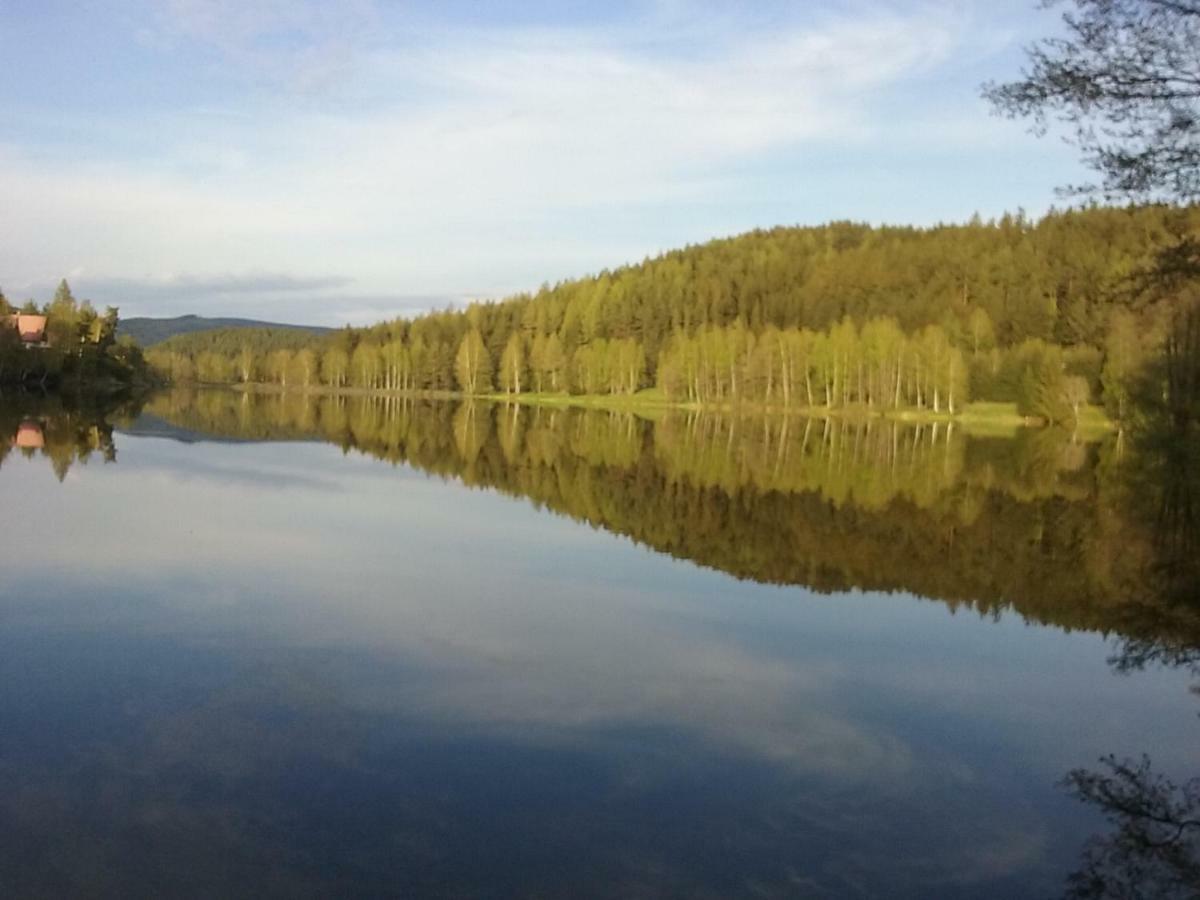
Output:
5,314,47,343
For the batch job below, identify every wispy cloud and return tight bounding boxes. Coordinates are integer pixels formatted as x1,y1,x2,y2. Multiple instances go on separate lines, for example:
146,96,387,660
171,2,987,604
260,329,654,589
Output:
0,1,1081,322
151,0,380,92
95,272,352,297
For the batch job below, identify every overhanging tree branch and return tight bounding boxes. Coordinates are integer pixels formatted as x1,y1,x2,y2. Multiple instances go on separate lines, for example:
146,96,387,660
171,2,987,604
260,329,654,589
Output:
983,0,1200,201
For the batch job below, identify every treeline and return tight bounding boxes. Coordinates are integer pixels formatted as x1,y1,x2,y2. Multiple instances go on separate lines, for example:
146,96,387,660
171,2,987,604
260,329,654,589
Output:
135,389,1200,649
147,206,1193,421
0,280,150,387
655,319,1111,422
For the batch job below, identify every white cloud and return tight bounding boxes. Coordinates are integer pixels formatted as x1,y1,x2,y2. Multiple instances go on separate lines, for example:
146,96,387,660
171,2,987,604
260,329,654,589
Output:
98,272,352,296
0,2,1002,322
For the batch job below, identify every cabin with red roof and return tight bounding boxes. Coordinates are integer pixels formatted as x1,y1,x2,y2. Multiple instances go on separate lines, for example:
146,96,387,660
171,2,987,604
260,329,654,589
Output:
3,314,48,346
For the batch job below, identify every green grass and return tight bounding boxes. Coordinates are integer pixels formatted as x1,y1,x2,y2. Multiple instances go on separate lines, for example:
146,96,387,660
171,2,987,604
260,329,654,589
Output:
949,402,1027,437
1073,403,1118,436
479,388,675,419
960,401,1024,420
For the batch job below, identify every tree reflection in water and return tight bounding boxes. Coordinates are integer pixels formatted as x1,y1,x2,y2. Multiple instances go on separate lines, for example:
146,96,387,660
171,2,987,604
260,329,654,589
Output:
6,386,1200,895
1063,353,1200,899
0,393,133,480
1062,757,1199,900
129,387,1200,899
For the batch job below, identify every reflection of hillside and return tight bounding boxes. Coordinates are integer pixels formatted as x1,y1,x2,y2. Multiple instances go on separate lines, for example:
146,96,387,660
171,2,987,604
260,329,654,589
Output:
129,389,1190,642
146,389,1100,504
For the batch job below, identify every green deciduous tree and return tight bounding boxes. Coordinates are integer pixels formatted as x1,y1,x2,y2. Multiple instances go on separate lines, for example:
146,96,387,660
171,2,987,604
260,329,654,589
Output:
455,329,492,394
499,332,525,394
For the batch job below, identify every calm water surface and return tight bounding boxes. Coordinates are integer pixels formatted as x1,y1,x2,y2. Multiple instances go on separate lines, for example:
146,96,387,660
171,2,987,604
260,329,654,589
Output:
0,391,1196,898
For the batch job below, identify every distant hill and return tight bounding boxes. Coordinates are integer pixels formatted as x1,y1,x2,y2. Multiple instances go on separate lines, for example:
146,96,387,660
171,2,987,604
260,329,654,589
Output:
119,315,333,347
117,413,254,444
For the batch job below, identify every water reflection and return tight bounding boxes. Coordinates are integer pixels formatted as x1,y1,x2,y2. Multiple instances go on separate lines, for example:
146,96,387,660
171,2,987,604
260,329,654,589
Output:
126,390,1153,626
0,389,1197,898
1062,755,1200,899
0,393,132,480
14,421,44,450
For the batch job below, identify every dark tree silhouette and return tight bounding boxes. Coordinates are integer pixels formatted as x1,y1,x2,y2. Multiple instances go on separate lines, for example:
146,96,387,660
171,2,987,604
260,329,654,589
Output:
984,0,1200,201
1062,755,1200,899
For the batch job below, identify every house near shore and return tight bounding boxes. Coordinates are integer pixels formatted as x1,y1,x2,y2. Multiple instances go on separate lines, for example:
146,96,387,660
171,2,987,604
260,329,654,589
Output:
3,313,49,347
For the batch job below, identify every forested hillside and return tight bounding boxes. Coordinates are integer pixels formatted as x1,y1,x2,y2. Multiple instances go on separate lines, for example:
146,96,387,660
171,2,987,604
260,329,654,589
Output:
147,206,1200,424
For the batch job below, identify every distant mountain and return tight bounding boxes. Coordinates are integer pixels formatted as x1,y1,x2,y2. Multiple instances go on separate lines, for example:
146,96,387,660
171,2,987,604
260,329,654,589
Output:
119,315,333,347
118,412,315,445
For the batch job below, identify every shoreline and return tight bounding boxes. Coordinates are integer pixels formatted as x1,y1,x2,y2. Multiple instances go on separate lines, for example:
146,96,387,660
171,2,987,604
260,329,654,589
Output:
168,381,1118,434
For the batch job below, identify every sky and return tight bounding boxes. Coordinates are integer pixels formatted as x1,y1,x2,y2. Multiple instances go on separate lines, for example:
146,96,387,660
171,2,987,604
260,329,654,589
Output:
0,0,1087,326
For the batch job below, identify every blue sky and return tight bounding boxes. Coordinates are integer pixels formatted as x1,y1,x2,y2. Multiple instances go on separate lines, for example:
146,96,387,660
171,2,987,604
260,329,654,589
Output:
0,1,1086,325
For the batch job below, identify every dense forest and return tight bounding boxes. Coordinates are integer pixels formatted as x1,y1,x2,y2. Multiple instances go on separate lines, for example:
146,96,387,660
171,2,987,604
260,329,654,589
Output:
0,280,151,389
146,206,1199,425
114,389,1198,655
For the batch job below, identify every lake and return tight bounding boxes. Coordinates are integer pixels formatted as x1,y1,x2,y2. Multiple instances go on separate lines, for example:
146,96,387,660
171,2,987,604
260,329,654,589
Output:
1,389,1197,898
